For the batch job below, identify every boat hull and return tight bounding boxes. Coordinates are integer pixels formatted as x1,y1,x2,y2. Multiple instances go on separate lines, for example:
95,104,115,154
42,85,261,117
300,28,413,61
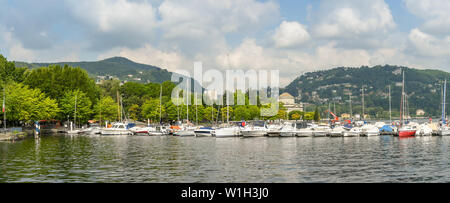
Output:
194,130,213,137
241,130,266,137
438,129,450,136
215,128,240,137
280,132,295,137
295,131,314,137
313,131,328,137
399,130,416,137
175,131,195,137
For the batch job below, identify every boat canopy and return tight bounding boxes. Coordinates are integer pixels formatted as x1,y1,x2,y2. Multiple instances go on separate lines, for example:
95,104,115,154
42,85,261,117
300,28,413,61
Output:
379,125,394,132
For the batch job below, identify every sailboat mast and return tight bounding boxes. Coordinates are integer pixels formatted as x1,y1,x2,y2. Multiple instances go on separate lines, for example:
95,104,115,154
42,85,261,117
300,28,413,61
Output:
333,101,336,115
389,85,392,124
227,92,229,124
349,92,353,119
160,84,162,124
195,92,198,125
117,90,120,122
362,85,365,120
400,70,405,126
443,79,447,124
74,94,77,129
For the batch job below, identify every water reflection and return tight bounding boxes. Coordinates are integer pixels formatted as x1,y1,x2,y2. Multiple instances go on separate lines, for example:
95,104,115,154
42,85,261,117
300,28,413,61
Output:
2,135,450,182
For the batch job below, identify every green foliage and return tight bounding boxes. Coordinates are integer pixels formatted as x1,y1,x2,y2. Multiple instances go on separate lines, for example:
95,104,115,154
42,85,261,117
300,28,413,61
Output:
99,79,121,99
314,107,320,121
220,106,234,122
1,82,59,123
24,64,100,105
203,106,218,122
127,104,140,121
303,112,315,121
141,98,165,123
1,55,27,83
289,110,304,120
59,90,93,124
234,106,250,121
93,96,118,122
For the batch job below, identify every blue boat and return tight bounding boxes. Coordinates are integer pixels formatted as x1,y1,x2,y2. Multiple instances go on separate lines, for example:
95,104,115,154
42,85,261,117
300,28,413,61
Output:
379,125,394,133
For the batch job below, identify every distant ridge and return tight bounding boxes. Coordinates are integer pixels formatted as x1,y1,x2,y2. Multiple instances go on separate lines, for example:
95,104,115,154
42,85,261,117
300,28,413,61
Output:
282,65,450,117
14,56,172,83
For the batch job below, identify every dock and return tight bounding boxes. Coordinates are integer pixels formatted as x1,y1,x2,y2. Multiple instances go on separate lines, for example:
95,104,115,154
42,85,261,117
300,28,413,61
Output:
0,130,34,141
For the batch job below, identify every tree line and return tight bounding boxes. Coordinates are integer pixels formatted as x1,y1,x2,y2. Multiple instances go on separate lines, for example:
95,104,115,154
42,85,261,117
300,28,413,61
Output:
1,55,321,127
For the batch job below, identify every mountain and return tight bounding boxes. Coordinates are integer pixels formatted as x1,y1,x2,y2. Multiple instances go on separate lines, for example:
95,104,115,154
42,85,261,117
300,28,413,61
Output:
282,65,450,118
14,57,172,83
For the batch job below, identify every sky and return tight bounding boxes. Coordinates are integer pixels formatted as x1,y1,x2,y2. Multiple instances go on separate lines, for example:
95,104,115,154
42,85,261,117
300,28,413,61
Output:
1,0,450,86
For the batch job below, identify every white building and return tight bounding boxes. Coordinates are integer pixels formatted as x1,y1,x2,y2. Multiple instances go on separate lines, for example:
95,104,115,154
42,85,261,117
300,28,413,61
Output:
280,92,303,113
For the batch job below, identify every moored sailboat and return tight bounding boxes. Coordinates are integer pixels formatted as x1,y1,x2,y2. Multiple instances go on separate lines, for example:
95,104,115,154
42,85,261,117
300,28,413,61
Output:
398,69,416,137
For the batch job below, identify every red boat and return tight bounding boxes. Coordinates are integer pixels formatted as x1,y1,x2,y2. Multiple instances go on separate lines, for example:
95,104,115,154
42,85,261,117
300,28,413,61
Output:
398,129,416,137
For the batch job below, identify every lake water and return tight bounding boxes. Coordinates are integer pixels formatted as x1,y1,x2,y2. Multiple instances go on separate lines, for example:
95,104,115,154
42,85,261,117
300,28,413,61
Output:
1,134,450,183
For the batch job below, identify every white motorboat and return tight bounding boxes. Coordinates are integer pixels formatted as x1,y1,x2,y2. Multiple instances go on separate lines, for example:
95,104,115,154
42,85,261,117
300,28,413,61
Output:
279,122,296,137
312,124,331,137
241,127,267,137
176,130,196,137
81,126,101,135
361,124,380,137
241,121,267,137
295,123,315,137
343,127,362,137
438,125,450,136
330,126,346,137
101,123,132,135
266,124,282,137
416,123,433,136
215,126,241,138
149,125,170,136
374,122,386,128
194,127,215,137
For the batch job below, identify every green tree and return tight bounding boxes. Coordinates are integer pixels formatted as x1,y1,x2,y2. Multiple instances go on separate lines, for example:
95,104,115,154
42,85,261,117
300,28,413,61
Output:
60,90,93,124
220,106,234,122
203,106,218,123
93,96,118,123
99,78,121,98
24,65,100,105
289,110,304,120
248,105,260,120
164,101,179,122
1,82,59,123
141,98,165,123
0,55,27,83
314,107,320,122
233,106,250,121
128,104,141,121
303,112,315,121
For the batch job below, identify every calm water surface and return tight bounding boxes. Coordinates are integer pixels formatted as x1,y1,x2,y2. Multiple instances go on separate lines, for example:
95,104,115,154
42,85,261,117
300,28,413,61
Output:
1,134,450,183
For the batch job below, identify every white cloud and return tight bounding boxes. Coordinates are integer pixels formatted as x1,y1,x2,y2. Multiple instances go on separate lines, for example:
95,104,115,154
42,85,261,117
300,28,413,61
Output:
0,26,35,62
312,0,395,38
408,28,450,57
404,0,450,36
69,0,158,50
272,21,310,48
